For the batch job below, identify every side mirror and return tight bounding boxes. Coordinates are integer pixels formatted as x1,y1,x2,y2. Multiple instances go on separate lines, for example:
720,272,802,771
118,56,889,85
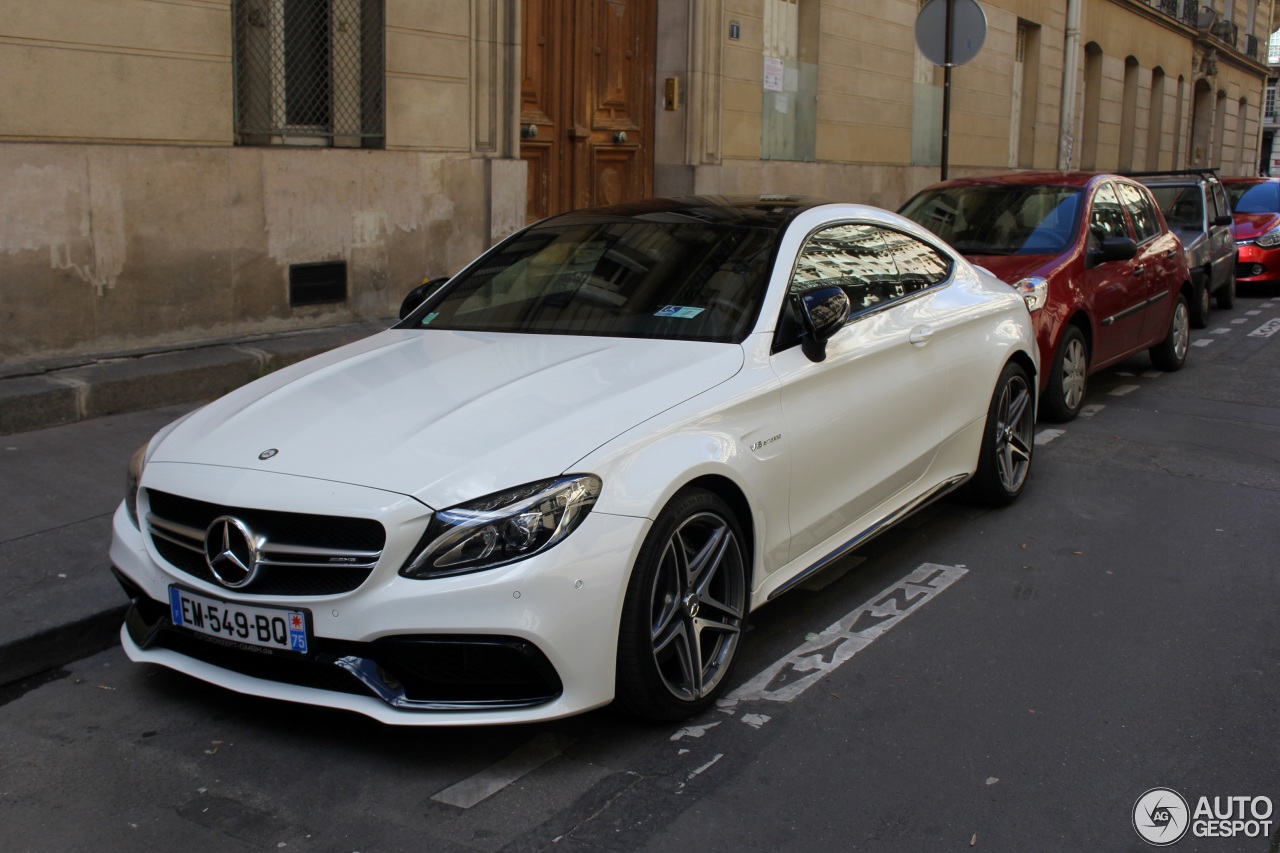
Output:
1091,236,1137,265
1213,213,1233,227
793,286,851,363
399,277,450,320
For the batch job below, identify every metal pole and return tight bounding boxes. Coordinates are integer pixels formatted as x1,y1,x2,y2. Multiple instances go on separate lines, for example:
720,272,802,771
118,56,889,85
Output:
941,0,954,180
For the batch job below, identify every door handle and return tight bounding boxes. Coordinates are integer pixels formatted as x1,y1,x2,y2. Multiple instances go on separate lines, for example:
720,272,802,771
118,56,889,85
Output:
909,325,934,346
1133,265,1146,276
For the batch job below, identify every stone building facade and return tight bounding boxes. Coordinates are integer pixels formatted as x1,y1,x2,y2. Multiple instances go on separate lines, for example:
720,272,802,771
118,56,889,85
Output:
0,0,1271,364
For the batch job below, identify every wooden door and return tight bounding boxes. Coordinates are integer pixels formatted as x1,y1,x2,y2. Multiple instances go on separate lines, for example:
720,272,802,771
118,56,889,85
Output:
521,0,655,223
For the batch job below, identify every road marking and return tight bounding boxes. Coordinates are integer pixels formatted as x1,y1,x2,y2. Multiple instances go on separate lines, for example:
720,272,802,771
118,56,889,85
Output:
671,722,721,741
725,564,966,704
1080,404,1105,417
741,713,771,729
1250,318,1280,338
1231,318,1248,324
1246,310,1262,315
1035,429,1065,445
1141,370,1163,379
1212,327,1234,333
430,733,573,809
1109,384,1139,396
1193,338,1214,347
687,754,723,780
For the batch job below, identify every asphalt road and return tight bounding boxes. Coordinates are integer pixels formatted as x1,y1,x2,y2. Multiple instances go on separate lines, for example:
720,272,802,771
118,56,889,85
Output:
3,293,1279,853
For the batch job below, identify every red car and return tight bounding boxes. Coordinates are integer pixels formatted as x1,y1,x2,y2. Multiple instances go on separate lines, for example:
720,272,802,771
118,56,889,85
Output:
901,172,1192,421
1221,177,1280,287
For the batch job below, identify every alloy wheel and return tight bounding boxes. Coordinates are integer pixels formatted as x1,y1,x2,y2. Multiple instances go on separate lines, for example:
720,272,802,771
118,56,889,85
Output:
1061,336,1087,412
995,372,1035,493
648,512,746,702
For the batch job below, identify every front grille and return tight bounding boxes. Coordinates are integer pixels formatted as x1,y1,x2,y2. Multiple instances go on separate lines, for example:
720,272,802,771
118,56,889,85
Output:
145,489,385,596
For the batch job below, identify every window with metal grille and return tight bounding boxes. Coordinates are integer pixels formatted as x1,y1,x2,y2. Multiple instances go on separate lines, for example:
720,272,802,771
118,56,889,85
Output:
233,0,385,147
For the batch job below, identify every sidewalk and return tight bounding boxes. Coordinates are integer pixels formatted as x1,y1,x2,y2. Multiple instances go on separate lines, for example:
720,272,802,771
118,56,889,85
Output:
0,319,392,685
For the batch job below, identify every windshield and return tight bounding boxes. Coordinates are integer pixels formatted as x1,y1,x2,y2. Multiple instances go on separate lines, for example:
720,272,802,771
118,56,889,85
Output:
399,219,777,342
899,184,1082,255
1226,181,1280,214
1148,185,1203,230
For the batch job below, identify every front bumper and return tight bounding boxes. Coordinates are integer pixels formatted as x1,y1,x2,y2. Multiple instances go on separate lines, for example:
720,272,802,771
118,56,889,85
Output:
110,484,650,725
1234,242,1280,284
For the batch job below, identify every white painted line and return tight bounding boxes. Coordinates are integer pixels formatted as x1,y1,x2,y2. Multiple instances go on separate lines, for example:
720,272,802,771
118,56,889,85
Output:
1035,428,1066,445
1246,310,1262,316
687,754,723,780
1211,327,1234,334
726,564,967,704
1231,318,1248,324
671,722,721,741
1114,371,1134,376
1250,318,1280,338
431,733,573,809
1141,370,1164,379
1109,384,1140,396
1080,404,1105,417
741,713,771,729
1192,338,1214,347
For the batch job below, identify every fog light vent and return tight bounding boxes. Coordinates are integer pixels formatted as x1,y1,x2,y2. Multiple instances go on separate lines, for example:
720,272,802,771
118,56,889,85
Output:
289,261,348,307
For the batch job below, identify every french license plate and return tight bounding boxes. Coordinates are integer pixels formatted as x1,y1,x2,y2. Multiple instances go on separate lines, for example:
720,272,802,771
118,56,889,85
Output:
168,586,309,654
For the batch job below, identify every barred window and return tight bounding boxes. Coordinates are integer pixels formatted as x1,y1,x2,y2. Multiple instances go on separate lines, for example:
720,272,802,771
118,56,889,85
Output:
233,0,385,147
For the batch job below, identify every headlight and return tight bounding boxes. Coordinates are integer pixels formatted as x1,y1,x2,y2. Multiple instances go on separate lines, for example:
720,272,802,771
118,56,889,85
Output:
125,442,148,528
1256,228,1280,248
1012,276,1048,312
399,474,602,579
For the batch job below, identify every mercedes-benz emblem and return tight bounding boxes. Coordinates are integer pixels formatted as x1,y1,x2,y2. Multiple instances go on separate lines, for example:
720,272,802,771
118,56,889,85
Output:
203,516,263,589
258,448,278,460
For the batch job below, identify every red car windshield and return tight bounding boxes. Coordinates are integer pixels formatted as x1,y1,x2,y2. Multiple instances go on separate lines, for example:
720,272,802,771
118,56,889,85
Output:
1226,181,1280,214
900,184,1082,255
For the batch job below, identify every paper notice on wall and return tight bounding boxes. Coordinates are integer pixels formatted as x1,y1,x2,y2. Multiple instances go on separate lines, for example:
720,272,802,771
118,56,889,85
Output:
763,56,784,92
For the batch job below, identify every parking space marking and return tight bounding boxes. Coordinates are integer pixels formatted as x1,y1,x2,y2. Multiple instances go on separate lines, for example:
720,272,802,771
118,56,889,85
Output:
1141,370,1163,379
1231,318,1249,324
1212,326,1235,333
1249,318,1280,338
1109,384,1139,396
1193,338,1214,347
1035,429,1065,445
1080,404,1106,417
725,564,966,704
1246,310,1262,316
431,733,574,809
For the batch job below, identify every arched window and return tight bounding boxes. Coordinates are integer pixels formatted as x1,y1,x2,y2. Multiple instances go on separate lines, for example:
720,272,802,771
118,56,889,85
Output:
1118,56,1140,171
1146,68,1166,169
1081,43,1104,170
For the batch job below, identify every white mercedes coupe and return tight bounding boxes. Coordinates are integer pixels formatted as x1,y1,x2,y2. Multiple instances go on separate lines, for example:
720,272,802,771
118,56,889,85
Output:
110,196,1038,725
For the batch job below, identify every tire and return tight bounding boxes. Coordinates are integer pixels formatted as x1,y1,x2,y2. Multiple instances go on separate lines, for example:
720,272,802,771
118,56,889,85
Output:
1216,271,1236,310
1150,294,1190,372
966,361,1035,507
615,489,748,721
1041,325,1088,423
1190,274,1211,329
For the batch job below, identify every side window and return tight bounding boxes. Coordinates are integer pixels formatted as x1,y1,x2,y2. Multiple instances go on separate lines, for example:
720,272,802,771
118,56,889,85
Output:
790,223,951,317
1117,182,1161,243
1089,182,1130,251
1212,181,1230,222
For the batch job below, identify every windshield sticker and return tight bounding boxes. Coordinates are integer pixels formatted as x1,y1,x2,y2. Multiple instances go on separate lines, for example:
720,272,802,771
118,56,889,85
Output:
655,305,705,319
420,312,438,326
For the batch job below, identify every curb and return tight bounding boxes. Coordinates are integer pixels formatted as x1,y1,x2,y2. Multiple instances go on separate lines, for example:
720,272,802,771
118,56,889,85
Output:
0,320,391,436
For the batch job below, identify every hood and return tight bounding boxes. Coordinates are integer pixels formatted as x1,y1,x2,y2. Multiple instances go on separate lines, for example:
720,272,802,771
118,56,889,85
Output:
1231,212,1280,242
150,330,744,508
962,253,1059,285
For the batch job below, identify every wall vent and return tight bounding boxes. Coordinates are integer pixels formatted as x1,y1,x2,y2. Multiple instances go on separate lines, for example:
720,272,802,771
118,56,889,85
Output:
289,261,347,307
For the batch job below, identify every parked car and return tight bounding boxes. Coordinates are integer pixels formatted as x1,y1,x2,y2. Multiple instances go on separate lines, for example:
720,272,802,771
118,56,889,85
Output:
1222,177,1280,288
111,196,1038,725
900,172,1193,422
1128,169,1236,325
